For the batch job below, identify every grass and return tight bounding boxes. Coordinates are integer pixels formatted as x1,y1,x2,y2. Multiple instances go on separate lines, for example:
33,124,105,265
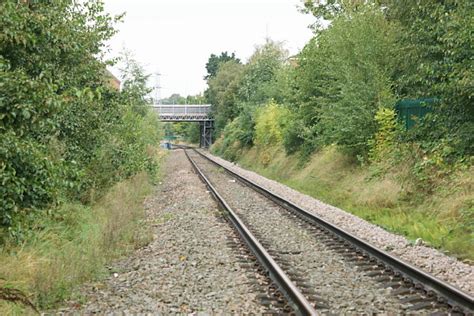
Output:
230,144,473,261
0,171,158,315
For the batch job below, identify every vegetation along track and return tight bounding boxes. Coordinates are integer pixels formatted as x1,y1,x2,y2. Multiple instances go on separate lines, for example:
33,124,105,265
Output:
181,146,474,315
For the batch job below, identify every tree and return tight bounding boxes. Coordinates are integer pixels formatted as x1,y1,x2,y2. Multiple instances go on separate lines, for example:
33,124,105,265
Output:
301,0,344,28
186,94,206,104
0,1,161,234
288,5,399,157
204,52,240,80
207,61,245,133
238,40,288,104
303,0,474,158
1,0,120,228
385,0,474,157
301,0,385,31
120,50,152,116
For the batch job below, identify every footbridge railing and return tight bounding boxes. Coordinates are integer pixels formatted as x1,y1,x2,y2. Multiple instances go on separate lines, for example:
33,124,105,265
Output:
151,104,214,148
152,104,212,122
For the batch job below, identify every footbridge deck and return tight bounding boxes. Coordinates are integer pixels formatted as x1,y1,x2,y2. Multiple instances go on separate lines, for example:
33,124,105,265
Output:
152,104,212,122
152,104,214,148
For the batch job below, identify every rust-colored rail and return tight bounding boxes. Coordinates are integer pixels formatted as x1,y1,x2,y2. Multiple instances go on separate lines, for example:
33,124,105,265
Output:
183,148,318,315
187,147,473,314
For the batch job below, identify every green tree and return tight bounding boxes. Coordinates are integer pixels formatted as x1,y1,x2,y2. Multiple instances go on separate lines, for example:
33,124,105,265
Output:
120,50,152,116
186,94,206,104
301,0,384,31
207,61,245,133
88,53,160,189
204,51,240,80
385,0,474,158
288,5,399,157
208,40,289,151
238,40,288,104
1,0,120,228
0,0,161,234
160,93,187,105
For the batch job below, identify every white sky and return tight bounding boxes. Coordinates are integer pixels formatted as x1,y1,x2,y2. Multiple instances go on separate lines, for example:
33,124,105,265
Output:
104,0,315,99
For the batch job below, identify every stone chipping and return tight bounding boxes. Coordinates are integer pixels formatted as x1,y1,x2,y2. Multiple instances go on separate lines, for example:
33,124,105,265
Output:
202,150,474,296
190,151,452,314
56,150,274,314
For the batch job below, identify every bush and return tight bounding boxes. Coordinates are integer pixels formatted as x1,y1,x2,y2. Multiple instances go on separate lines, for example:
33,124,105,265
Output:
0,1,161,235
86,109,161,195
387,0,474,157
0,133,60,231
0,173,154,312
289,6,398,159
212,119,243,161
369,107,398,163
254,101,288,146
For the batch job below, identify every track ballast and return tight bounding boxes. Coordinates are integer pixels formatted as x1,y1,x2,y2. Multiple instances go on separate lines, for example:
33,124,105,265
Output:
182,146,473,315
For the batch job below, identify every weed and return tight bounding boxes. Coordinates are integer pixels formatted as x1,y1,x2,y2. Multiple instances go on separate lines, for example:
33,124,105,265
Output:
152,213,174,225
0,172,156,314
231,144,473,260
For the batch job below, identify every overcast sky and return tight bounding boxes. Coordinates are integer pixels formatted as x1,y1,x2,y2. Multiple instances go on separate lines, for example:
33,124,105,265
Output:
104,0,315,99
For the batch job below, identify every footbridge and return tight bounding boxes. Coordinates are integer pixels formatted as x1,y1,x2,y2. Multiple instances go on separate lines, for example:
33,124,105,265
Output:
152,104,214,148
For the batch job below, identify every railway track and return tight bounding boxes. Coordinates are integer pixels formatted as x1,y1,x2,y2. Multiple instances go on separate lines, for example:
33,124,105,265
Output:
179,145,473,315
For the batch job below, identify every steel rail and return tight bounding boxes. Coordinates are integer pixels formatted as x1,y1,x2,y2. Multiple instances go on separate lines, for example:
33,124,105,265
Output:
183,149,318,316
190,148,474,314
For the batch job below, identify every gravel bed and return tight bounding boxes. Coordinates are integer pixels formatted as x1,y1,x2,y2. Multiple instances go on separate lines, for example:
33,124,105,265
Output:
56,150,274,314
190,151,424,314
201,149,474,296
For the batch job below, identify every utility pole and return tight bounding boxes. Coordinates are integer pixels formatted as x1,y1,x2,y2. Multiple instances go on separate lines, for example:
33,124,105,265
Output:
153,70,161,104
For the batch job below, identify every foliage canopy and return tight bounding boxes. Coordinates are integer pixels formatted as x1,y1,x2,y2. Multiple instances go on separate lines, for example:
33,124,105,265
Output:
0,1,161,236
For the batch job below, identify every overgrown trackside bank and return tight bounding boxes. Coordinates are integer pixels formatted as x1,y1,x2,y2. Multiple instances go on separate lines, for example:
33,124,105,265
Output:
0,171,161,314
212,143,473,261
1,0,163,312
205,1,473,261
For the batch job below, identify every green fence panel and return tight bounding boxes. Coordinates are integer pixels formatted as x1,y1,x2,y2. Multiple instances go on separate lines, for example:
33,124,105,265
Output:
164,135,177,141
395,98,436,129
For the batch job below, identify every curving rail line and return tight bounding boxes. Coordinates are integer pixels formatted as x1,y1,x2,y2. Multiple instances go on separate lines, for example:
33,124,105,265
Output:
179,145,473,314
183,148,318,315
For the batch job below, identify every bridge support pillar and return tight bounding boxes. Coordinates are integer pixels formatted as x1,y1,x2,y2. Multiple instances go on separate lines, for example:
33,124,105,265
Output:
199,120,214,148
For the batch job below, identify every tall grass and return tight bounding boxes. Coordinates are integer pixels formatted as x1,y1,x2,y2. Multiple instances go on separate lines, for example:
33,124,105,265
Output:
0,172,155,314
232,145,473,261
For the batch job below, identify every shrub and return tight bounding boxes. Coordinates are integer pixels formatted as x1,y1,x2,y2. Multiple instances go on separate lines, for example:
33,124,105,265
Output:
369,107,398,162
254,101,288,146
0,133,60,232
0,173,154,312
290,6,398,159
0,1,161,235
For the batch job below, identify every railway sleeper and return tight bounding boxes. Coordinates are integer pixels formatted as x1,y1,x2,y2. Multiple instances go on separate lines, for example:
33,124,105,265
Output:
188,149,474,315
382,281,403,289
408,301,438,311
365,269,386,277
